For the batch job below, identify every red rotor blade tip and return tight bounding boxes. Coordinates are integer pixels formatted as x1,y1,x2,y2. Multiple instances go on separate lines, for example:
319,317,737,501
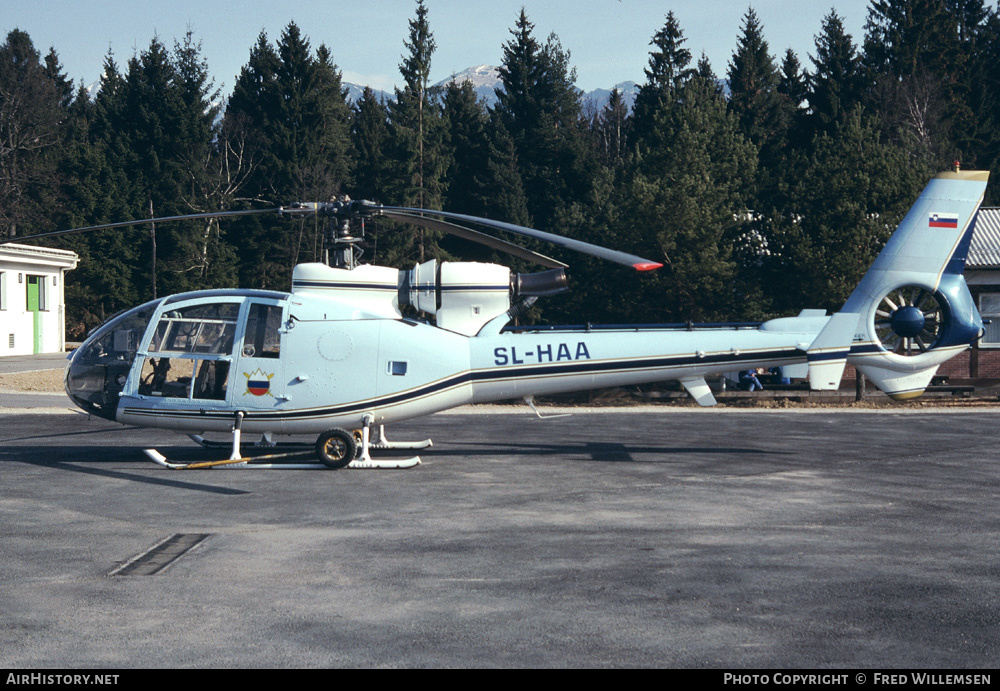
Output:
633,262,663,272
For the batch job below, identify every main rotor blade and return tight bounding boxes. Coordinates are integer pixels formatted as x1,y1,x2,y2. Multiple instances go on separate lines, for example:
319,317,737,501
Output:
1,208,283,245
378,206,663,271
378,209,568,269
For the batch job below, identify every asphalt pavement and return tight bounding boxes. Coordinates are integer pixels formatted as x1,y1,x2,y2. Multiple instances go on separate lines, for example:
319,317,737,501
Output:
0,351,71,374
1,407,998,668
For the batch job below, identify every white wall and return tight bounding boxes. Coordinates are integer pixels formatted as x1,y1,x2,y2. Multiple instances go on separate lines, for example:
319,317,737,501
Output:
0,244,77,356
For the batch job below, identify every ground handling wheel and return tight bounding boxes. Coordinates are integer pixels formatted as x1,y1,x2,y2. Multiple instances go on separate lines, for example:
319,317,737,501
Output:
315,429,357,469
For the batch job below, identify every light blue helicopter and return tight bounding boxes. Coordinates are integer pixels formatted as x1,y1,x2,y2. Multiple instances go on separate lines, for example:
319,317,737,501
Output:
7,168,989,469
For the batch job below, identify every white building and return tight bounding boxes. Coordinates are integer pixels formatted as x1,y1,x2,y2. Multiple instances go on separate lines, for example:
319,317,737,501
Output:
0,243,79,356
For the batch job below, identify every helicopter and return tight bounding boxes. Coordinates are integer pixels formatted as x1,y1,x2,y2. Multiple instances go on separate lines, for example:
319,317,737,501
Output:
2,167,990,469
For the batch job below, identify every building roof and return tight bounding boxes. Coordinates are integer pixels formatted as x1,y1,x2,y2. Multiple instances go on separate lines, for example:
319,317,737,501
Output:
969,208,1000,269
0,242,79,269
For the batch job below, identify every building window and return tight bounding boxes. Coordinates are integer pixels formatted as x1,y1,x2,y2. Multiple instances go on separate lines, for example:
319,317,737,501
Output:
0,272,6,310
979,293,1000,347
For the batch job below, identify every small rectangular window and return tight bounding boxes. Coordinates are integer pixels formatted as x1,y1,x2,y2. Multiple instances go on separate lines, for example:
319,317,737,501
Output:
0,272,6,310
242,304,282,358
388,361,408,376
979,293,1000,347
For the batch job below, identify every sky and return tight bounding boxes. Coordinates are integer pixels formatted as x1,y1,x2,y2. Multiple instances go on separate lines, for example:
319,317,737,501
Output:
3,0,873,94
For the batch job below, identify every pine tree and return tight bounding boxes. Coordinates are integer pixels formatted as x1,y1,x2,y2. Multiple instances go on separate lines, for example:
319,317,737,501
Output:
171,31,239,289
64,51,144,320
620,76,758,322
593,88,630,168
42,47,74,109
727,7,790,182
391,0,442,207
495,10,590,231
350,87,392,201
440,79,530,251
226,24,354,285
442,79,489,216
695,52,723,95
227,31,282,198
766,110,931,313
862,0,985,164
967,6,1000,201
387,0,448,262
807,10,863,136
0,30,65,239
631,12,694,146
727,7,791,262
312,44,353,190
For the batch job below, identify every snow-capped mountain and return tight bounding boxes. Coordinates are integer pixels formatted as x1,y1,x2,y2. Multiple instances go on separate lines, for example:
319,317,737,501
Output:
582,81,639,113
341,66,650,113
431,66,640,112
342,82,392,104
433,64,502,103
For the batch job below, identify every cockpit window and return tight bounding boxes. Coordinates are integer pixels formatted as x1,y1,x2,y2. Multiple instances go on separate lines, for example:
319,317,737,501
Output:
149,303,239,355
79,302,158,362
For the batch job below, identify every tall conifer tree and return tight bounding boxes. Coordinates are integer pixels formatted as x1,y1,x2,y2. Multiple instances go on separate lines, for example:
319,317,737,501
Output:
727,8,785,169
0,30,64,240
808,11,863,137
631,12,694,147
388,0,447,262
495,10,590,231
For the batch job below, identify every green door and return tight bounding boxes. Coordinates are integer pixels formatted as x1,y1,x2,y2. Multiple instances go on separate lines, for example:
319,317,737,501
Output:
26,275,42,354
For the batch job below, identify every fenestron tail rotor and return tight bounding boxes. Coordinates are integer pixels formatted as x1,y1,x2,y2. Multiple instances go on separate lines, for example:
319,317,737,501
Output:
873,286,944,356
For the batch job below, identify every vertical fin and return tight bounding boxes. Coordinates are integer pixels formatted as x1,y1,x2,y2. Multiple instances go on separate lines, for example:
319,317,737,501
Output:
807,312,858,391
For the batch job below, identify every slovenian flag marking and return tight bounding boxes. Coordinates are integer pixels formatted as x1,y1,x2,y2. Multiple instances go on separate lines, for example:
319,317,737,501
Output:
929,212,959,229
247,380,271,396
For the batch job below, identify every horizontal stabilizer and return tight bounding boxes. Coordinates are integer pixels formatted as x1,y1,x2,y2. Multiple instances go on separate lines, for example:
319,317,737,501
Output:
680,377,717,407
807,312,857,390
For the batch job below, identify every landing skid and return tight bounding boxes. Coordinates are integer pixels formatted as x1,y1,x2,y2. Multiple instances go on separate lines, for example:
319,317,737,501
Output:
186,425,433,451
187,434,309,450
144,449,421,470
148,416,426,470
371,425,433,450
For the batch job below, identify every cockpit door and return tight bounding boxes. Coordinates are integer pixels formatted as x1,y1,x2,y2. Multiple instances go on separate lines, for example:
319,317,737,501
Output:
232,300,287,409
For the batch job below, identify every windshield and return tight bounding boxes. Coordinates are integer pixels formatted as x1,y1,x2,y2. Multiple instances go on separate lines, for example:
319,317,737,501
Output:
66,299,161,419
78,300,160,362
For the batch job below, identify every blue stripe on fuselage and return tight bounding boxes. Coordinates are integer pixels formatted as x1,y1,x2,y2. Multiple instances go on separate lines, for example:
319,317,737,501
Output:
121,347,802,423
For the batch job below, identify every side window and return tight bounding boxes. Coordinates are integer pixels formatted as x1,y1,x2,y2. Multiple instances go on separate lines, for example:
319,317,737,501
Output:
140,302,239,400
138,357,230,400
149,303,239,355
242,304,282,358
